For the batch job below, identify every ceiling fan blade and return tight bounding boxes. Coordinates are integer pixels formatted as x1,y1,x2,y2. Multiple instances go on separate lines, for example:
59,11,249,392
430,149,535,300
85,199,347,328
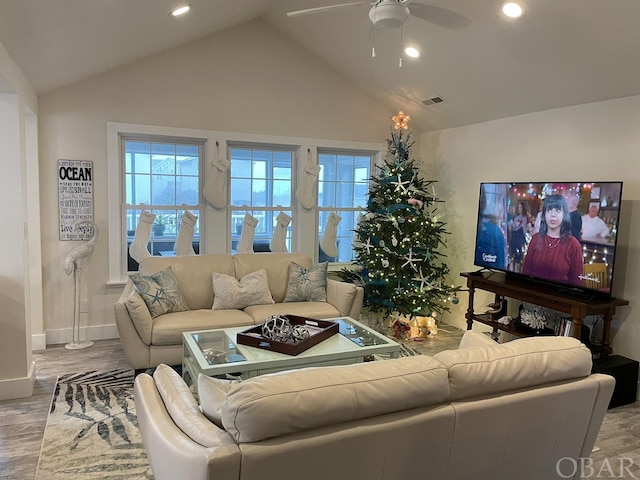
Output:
287,2,368,18
408,3,471,30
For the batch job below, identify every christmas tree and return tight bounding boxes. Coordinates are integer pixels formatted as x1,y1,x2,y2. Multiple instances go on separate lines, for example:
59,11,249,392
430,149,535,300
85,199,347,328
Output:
340,113,458,319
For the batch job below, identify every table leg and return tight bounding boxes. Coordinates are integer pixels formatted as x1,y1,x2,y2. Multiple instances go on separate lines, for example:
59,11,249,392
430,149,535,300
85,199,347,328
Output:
571,317,583,342
466,286,475,330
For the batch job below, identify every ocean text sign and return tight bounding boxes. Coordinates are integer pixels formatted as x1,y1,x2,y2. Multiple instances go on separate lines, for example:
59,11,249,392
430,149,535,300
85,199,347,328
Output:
58,159,94,240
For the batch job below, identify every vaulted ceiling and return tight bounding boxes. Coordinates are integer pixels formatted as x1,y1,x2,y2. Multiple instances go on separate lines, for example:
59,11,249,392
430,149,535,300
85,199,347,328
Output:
1,0,638,132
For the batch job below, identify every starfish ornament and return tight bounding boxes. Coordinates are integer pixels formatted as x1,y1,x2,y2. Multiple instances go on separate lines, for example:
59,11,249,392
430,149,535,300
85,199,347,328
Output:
390,174,411,194
362,237,374,254
416,268,429,290
401,248,423,271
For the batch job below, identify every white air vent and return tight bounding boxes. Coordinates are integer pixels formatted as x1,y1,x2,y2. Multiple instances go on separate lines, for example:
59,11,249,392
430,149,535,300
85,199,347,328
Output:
422,96,446,106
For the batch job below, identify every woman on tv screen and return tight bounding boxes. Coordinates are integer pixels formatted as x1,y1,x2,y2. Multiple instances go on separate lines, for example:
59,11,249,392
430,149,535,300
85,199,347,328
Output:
522,194,583,286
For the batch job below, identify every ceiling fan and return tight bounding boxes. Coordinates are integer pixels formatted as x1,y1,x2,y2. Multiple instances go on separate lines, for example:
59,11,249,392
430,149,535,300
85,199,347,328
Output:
287,0,469,30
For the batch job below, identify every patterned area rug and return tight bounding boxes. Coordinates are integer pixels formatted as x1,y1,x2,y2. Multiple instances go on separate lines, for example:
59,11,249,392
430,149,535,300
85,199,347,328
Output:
35,369,153,479
36,351,423,478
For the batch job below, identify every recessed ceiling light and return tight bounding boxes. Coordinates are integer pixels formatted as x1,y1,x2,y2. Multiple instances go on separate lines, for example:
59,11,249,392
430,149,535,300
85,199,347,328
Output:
502,2,525,18
404,47,420,58
170,4,191,17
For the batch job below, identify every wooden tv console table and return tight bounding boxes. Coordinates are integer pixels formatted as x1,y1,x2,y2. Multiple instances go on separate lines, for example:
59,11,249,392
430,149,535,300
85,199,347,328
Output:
461,271,629,356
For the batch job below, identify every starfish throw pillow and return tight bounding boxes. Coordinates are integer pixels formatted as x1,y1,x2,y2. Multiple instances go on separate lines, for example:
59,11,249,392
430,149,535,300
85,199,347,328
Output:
130,266,189,318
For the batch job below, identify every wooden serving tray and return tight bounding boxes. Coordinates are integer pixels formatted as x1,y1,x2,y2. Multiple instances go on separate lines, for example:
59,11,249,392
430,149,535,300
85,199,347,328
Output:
237,315,338,356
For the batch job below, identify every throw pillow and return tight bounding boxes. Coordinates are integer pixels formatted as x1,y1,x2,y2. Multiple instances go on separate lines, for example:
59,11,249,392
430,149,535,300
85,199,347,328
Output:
129,266,189,318
283,261,328,303
212,269,275,310
198,374,240,428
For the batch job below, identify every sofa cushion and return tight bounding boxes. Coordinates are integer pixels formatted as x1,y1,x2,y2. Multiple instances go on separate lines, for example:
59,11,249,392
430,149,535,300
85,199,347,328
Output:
242,302,340,324
152,364,233,448
151,309,254,346
198,374,240,428
458,330,499,349
283,261,328,302
233,253,312,303
220,355,450,443
130,266,189,318
433,336,592,401
212,269,275,310
124,289,153,345
140,254,236,310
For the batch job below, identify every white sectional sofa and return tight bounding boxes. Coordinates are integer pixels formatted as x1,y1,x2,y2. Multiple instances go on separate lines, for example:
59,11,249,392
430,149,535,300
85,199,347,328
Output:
114,252,363,369
134,331,614,480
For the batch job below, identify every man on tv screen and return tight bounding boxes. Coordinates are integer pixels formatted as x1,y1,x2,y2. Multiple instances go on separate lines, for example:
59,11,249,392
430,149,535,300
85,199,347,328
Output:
581,204,610,239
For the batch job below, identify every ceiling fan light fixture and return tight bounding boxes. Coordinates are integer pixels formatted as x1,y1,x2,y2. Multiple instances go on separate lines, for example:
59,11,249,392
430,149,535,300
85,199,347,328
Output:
169,4,191,17
501,2,525,19
404,46,420,58
369,2,411,29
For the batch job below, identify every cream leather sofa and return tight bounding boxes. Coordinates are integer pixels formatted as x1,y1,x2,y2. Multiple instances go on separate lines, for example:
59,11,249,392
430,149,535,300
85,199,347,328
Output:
114,252,363,370
134,331,614,480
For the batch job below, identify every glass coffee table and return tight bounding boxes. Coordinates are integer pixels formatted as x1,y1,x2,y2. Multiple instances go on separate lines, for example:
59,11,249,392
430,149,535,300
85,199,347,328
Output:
182,316,400,388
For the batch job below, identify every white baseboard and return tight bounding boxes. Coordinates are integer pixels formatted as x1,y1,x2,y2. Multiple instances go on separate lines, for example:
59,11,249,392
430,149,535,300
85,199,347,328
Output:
0,361,36,400
42,324,119,347
32,333,46,351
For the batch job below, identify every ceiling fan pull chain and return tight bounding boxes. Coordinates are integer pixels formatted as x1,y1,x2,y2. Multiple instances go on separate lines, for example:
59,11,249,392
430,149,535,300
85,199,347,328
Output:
371,24,376,58
398,25,404,67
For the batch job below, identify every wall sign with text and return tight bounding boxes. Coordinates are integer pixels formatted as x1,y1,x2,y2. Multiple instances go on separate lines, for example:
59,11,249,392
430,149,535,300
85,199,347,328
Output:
58,159,94,241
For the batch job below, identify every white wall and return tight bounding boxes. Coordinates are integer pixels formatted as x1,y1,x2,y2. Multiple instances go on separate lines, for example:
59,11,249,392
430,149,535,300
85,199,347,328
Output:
37,19,392,342
420,96,640,361
0,41,39,399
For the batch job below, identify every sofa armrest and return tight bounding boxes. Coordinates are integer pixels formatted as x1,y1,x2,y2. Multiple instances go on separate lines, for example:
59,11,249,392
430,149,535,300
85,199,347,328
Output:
114,280,153,369
134,374,241,480
579,373,616,458
326,278,364,319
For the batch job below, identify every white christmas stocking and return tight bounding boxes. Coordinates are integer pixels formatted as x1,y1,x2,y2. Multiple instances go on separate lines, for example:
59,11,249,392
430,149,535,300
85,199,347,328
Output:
129,210,156,263
236,214,258,253
270,211,292,253
174,210,198,256
320,212,342,258
353,213,364,249
203,145,230,209
295,152,320,209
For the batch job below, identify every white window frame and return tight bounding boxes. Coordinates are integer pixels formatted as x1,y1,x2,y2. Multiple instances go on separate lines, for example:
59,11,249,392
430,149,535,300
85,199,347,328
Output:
122,134,204,268
107,121,383,285
228,142,296,253
317,148,376,263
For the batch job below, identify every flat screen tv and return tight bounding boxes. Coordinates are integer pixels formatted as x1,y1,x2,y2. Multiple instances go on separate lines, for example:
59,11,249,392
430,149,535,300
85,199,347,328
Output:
474,182,623,298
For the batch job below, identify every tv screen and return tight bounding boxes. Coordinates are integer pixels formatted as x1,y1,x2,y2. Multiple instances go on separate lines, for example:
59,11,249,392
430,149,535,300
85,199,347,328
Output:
474,182,623,296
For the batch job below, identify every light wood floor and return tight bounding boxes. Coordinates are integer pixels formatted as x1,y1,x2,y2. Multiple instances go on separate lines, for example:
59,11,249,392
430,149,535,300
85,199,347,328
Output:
0,339,131,480
1,332,639,479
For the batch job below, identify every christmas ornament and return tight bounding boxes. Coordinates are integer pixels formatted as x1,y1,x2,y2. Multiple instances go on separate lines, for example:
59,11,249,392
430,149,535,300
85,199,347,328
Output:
391,110,411,130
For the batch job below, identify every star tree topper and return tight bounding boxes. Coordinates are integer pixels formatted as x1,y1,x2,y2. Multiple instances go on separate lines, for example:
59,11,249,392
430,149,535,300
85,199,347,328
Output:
391,110,411,130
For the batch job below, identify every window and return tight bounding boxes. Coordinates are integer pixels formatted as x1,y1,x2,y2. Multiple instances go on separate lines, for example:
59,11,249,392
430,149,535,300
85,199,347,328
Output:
108,122,382,283
318,151,373,262
123,137,202,271
229,145,293,252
